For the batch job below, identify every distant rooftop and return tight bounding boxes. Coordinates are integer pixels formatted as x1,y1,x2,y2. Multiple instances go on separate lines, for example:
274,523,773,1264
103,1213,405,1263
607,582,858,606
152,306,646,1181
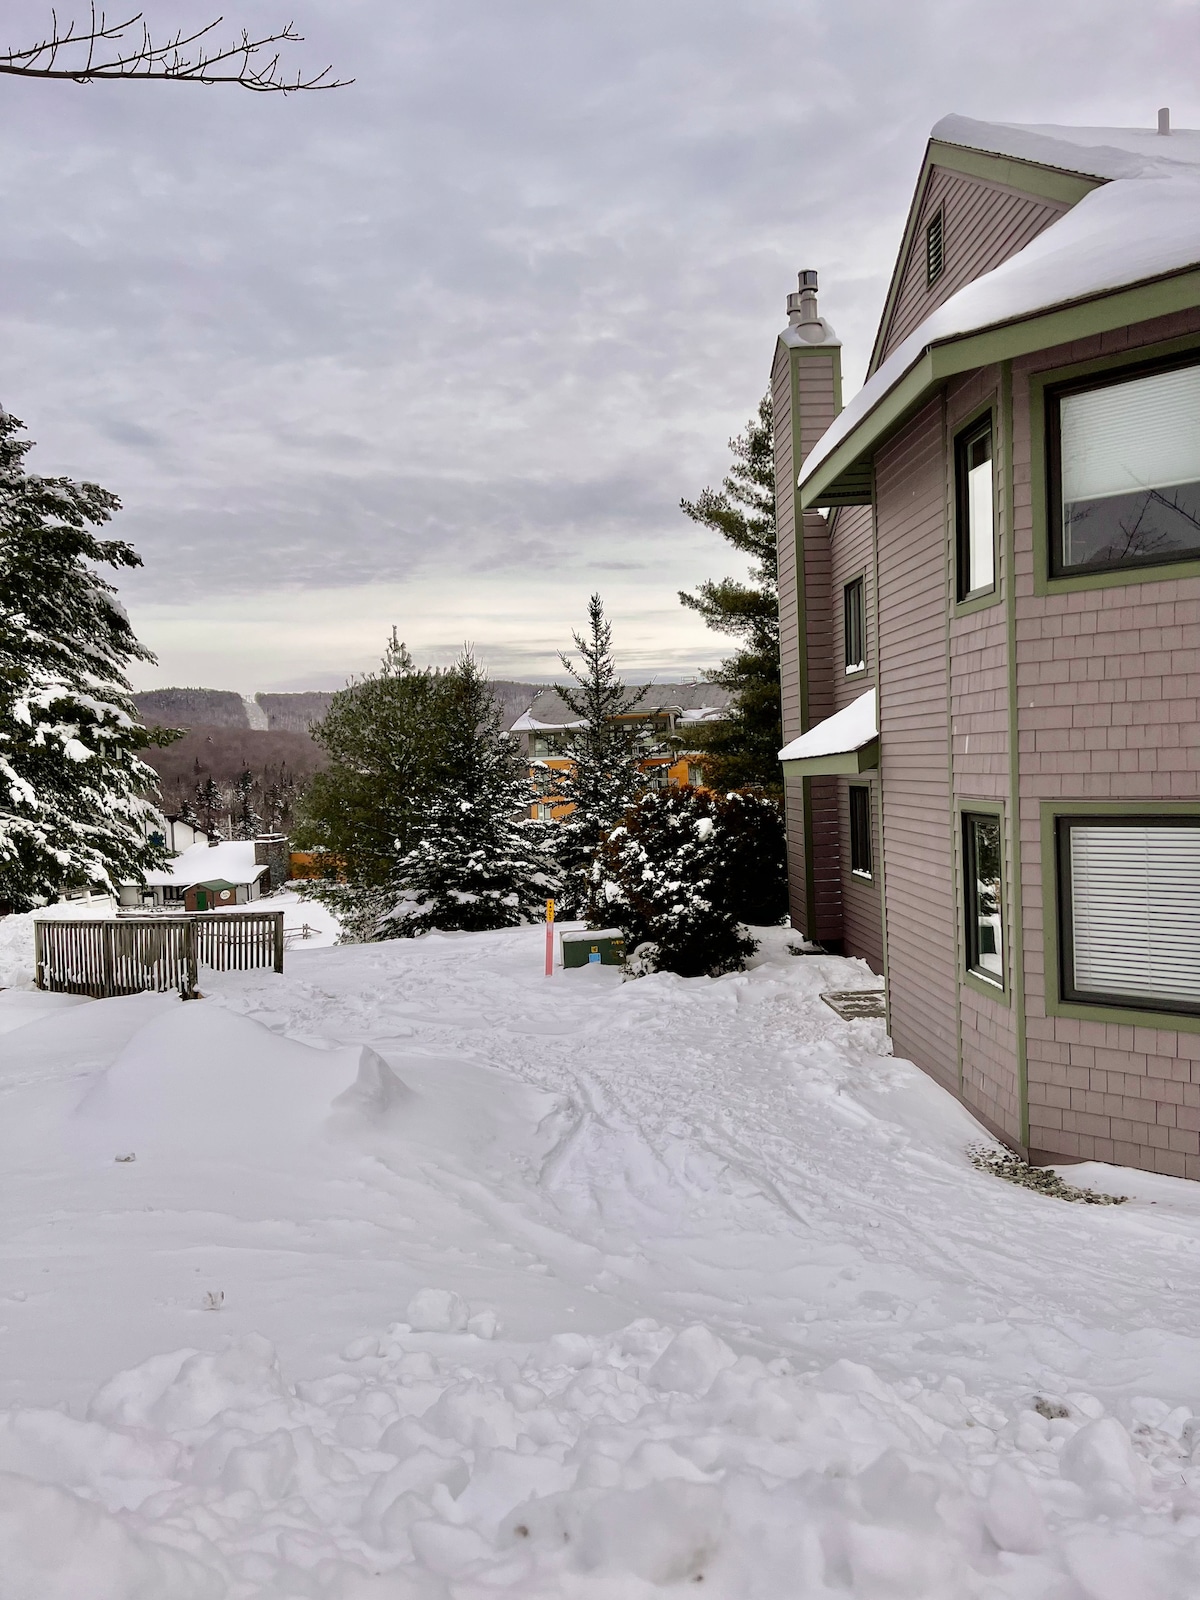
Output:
511,682,731,732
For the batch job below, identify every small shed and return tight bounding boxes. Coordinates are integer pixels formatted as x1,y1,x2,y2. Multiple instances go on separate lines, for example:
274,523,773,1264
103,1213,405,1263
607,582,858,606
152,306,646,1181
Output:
184,880,241,913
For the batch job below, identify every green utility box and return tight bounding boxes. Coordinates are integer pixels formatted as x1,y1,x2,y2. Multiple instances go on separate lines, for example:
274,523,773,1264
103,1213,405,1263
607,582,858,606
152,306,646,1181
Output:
561,928,626,969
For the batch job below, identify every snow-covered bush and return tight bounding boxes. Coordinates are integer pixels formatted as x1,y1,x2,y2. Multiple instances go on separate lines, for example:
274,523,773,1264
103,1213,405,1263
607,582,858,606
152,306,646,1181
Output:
377,800,557,937
594,787,786,978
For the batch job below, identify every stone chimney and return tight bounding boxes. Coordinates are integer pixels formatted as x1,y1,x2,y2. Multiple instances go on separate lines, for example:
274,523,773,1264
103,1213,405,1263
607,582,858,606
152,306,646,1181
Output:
254,834,290,891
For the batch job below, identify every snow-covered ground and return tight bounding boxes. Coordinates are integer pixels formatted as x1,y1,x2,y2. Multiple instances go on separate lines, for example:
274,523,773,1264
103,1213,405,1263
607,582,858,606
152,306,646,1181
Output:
4,922,1200,1596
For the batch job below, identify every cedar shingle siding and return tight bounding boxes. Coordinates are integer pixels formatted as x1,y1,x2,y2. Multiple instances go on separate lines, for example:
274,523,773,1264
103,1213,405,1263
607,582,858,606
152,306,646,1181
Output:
773,122,1200,1178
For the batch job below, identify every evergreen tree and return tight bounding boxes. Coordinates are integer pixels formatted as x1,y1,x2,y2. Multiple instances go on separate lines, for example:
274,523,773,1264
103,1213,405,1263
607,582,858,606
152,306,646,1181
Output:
679,393,782,793
594,787,786,978
231,768,262,840
0,412,171,912
292,631,447,890
195,776,224,835
379,654,555,937
551,594,648,918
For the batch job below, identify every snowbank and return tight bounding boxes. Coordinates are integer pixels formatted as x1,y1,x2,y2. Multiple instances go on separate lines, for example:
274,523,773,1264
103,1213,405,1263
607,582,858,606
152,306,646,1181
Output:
3,1315,1200,1596
6,923,1200,1593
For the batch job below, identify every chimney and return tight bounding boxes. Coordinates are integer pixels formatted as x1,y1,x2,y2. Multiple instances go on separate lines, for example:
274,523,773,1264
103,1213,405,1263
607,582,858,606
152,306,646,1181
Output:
1158,107,1171,136
787,268,821,327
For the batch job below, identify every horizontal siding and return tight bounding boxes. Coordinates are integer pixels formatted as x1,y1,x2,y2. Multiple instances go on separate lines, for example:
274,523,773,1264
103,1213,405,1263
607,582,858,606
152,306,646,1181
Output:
838,777,884,972
876,399,958,1092
879,168,1068,364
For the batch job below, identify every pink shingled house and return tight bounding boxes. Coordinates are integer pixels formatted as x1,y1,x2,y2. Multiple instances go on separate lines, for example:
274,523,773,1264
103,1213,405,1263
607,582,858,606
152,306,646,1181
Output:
774,113,1200,1178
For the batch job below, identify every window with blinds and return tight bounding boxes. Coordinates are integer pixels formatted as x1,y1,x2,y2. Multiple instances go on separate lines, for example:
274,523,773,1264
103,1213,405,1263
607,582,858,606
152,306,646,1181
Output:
1050,356,1200,576
1059,818,1200,1014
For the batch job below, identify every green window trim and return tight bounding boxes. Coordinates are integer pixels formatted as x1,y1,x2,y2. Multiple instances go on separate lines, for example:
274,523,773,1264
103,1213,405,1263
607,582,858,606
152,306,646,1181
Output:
953,406,1000,608
960,800,1009,1003
849,783,874,880
1039,801,1200,1035
843,571,867,673
1030,333,1200,593
802,269,1200,511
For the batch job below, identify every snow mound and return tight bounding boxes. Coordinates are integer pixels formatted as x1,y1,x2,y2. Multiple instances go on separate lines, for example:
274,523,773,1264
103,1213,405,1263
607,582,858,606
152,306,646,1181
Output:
69,1003,410,1162
0,990,92,1036
2,1317,1199,1597
0,911,37,990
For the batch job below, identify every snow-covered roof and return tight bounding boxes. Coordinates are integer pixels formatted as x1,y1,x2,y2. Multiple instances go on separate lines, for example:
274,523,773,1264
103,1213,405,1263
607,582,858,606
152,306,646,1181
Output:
779,690,876,763
932,115,1200,181
509,709,586,733
800,118,1200,499
143,840,268,889
513,683,733,733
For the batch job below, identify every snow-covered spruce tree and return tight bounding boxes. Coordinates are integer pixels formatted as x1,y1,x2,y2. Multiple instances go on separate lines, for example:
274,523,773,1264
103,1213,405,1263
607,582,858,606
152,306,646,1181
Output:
0,412,170,913
231,768,262,840
551,594,647,918
377,652,556,937
292,631,448,925
594,787,786,977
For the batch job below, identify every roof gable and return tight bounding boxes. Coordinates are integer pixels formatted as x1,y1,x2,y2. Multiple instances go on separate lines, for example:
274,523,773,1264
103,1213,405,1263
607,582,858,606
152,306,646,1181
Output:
869,136,1099,375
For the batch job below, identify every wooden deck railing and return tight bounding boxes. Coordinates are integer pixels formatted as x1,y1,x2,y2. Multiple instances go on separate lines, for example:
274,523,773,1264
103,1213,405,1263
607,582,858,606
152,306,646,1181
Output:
33,911,285,999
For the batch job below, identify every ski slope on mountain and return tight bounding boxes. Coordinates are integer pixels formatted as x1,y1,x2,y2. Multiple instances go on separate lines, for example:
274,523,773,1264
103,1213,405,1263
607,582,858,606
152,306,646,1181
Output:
3,922,1200,1596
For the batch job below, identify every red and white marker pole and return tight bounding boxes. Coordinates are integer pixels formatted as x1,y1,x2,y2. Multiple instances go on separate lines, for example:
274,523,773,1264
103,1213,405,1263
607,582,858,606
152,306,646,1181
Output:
545,898,555,977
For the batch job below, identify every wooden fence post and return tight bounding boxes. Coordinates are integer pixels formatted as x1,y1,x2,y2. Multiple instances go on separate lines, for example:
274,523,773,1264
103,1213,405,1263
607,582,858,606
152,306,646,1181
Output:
184,920,198,999
274,911,285,974
34,921,45,989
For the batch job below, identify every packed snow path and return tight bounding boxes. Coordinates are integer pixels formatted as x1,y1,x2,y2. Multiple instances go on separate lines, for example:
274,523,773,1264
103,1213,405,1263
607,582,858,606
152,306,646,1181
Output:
4,925,1200,1595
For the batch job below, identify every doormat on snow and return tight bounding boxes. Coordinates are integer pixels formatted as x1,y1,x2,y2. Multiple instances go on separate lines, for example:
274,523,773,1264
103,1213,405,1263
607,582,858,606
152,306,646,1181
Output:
820,989,887,1020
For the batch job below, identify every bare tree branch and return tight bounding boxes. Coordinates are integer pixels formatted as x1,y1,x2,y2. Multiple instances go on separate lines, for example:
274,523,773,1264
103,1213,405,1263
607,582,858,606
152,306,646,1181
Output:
0,7,351,91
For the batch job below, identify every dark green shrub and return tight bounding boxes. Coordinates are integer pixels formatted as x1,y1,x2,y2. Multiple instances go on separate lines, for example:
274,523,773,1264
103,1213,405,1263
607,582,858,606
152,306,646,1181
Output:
594,787,786,977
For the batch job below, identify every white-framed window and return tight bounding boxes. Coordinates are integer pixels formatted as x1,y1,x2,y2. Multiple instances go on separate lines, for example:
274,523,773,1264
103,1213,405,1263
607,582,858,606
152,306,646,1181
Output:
1057,816,1200,1014
1049,355,1200,576
955,415,996,600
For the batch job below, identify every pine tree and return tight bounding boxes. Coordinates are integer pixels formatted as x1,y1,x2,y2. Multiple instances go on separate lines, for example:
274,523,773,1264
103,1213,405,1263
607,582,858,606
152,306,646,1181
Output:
551,594,648,918
679,393,782,793
378,652,555,937
292,631,447,891
0,412,171,912
195,776,224,835
231,768,262,840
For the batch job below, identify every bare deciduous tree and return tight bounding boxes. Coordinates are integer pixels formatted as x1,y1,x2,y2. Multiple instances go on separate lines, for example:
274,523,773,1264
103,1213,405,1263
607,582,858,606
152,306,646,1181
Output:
0,7,350,91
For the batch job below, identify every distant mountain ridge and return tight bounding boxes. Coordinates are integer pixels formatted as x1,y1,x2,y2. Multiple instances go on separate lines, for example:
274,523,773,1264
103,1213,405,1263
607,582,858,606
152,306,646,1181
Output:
134,682,549,735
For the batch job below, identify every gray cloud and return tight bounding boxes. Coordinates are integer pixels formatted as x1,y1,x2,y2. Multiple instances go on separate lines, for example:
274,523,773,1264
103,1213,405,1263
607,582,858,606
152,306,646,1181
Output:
1,0,1197,686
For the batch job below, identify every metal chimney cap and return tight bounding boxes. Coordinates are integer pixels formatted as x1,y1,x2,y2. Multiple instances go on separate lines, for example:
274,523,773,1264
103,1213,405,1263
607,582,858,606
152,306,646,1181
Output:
1158,107,1171,135
798,268,819,291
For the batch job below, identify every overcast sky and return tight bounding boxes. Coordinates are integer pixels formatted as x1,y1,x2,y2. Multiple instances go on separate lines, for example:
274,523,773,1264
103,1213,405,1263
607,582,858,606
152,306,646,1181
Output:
2,0,1197,691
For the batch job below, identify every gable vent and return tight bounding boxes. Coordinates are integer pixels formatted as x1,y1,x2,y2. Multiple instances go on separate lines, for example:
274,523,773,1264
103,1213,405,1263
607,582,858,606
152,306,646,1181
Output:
925,208,945,287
